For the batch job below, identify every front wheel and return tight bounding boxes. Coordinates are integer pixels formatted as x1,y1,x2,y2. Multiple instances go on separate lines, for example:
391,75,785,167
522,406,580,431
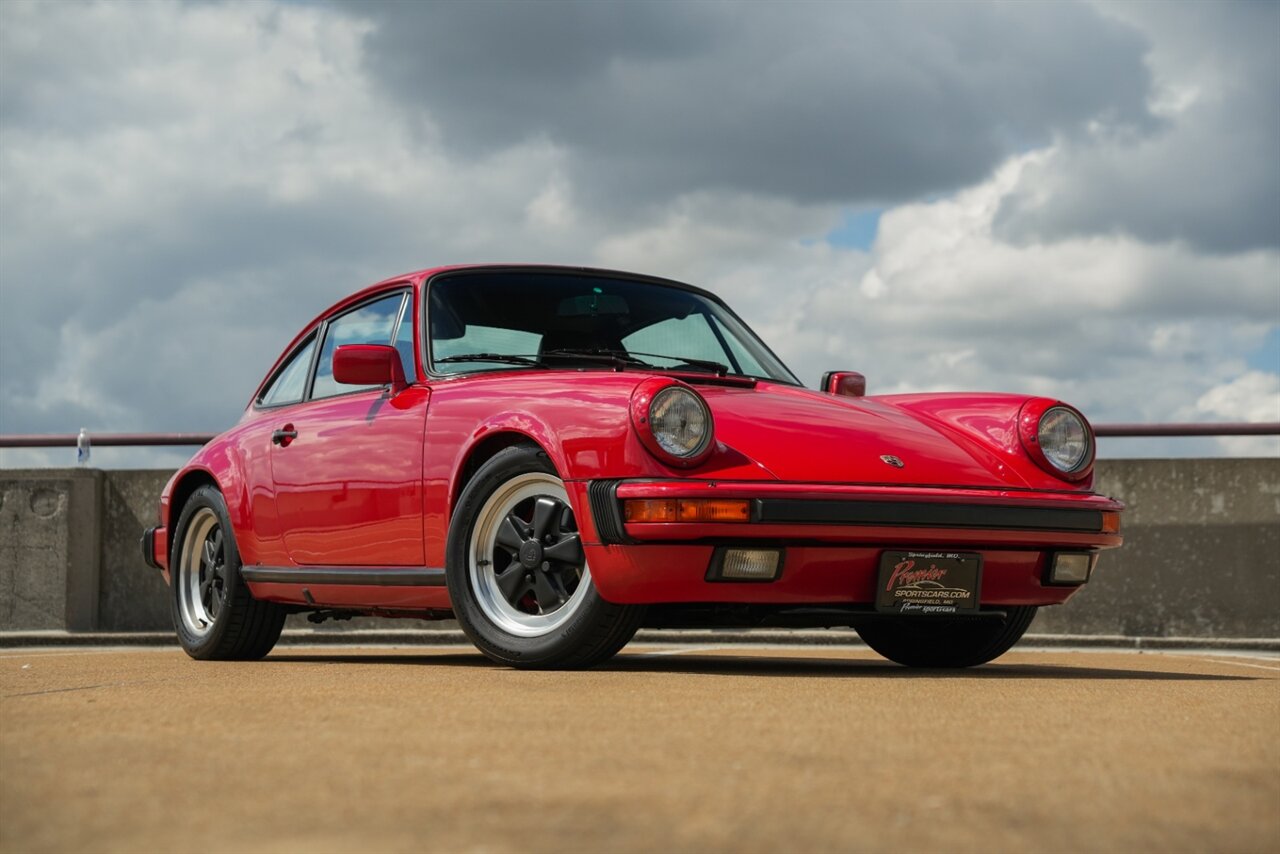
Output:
855,606,1038,668
170,485,286,660
446,445,645,669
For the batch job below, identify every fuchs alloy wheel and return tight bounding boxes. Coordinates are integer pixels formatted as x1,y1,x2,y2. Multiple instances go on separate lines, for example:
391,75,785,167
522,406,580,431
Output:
170,485,286,660
446,445,645,669
855,606,1039,668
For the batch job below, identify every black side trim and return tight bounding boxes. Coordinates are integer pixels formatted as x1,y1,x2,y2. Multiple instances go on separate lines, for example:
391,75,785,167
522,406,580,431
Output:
241,566,447,586
756,500,1103,532
140,527,160,571
588,479,627,544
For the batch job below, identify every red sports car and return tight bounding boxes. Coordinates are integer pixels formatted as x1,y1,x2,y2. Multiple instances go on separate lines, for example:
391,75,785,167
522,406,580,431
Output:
143,265,1122,668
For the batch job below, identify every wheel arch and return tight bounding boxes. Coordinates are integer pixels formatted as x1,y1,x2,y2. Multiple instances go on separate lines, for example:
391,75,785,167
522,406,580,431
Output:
167,468,220,544
164,444,256,564
450,430,554,514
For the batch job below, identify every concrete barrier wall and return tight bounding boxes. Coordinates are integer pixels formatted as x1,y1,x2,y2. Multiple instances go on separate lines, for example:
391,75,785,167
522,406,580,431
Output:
0,470,102,631
1030,459,1279,638
2,459,1277,638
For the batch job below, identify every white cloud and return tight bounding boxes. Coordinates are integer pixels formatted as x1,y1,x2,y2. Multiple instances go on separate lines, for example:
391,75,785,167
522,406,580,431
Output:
1197,371,1280,423
1194,372,1280,456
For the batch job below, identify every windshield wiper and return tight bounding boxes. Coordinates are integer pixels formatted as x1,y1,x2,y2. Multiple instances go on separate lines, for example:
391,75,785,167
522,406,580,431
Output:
437,348,730,377
434,353,545,367
625,351,729,376
543,348,729,376
540,348,655,368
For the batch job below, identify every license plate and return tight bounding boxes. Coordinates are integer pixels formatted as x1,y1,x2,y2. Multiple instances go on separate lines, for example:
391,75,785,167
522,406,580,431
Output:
876,551,982,615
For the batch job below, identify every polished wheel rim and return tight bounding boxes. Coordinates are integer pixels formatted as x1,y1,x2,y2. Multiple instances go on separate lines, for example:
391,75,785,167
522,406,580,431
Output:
469,473,591,637
178,507,227,637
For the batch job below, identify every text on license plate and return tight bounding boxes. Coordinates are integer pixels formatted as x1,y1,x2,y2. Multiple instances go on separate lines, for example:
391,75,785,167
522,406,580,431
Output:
875,551,983,615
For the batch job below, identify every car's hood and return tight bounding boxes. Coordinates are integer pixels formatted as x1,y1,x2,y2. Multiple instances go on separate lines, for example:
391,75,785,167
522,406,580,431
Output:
701,382,1037,489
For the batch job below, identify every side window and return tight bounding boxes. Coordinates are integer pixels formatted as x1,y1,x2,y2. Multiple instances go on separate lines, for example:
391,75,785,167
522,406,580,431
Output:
311,293,405,400
258,335,317,407
393,295,416,379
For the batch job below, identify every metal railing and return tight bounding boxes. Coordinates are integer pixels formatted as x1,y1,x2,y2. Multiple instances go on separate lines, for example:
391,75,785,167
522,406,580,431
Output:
1092,423,1280,437
0,433,218,447
2,423,1278,448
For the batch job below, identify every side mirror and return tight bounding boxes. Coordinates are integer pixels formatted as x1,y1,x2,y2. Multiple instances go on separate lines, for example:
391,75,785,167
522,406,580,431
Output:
821,371,866,398
333,344,407,394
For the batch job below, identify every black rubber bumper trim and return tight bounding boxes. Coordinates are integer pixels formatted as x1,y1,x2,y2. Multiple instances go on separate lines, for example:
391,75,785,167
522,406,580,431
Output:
241,567,447,586
755,499,1103,532
140,527,161,571
588,479,628,544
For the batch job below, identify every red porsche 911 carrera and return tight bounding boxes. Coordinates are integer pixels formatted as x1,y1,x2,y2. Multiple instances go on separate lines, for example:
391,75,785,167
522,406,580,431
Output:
143,265,1122,668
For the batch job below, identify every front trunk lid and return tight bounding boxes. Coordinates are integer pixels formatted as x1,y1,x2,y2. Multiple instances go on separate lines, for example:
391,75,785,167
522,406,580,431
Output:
701,383,1033,489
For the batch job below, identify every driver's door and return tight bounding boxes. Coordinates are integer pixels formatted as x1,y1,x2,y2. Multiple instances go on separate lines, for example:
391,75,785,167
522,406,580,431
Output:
268,290,429,567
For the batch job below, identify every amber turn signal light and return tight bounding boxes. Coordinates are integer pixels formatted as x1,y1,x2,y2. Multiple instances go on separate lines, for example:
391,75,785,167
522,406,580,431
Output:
1101,511,1121,534
623,498,751,523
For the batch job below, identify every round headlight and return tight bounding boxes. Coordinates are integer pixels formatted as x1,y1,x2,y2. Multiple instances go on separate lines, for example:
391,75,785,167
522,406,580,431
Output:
1038,407,1090,473
649,386,712,458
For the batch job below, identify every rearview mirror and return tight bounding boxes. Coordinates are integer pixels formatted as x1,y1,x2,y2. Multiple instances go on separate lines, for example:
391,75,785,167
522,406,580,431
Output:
333,344,407,393
821,371,866,397
557,293,630,317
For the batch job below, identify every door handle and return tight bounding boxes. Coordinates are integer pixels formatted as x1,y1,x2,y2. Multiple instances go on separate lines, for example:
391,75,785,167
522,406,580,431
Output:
272,426,298,446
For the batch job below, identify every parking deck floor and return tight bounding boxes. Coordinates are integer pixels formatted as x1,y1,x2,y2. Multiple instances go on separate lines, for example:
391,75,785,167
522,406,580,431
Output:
2,645,1277,854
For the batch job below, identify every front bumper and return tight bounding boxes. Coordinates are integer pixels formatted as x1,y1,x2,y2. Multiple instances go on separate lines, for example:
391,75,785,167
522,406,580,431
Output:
575,479,1122,606
140,526,167,572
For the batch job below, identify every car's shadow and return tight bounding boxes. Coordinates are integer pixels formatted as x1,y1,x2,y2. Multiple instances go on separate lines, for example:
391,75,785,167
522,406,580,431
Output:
263,650,1258,681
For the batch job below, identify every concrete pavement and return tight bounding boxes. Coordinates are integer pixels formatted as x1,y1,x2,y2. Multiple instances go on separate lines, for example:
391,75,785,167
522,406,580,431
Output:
2,645,1277,853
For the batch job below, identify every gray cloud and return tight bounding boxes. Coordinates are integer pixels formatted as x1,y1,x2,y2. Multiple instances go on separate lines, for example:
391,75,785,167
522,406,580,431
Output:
347,0,1155,206
996,0,1280,252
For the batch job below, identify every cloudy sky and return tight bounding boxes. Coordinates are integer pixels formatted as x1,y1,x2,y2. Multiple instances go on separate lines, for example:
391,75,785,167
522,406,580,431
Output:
1,0,1277,467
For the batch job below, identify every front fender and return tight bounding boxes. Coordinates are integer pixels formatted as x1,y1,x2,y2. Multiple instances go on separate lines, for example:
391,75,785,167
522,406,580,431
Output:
875,393,1097,491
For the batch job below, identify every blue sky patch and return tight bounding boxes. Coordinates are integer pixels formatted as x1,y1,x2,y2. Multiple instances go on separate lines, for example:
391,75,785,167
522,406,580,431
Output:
825,208,883,251
1247,327,1280,372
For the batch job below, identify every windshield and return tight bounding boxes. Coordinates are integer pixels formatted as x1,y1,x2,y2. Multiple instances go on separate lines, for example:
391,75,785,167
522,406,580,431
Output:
427,272,799,383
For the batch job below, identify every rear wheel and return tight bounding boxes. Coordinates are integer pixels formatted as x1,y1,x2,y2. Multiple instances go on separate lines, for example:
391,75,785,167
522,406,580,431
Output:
446,445,645,669
855,606,1038,668
171,485,286,660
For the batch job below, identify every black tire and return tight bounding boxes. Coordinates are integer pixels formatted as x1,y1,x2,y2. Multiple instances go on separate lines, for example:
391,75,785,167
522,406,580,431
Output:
855,606,1038,668
446,444,645,669
170,485,286,660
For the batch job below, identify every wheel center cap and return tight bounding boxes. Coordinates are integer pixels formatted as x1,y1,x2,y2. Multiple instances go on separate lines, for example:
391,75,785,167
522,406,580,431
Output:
518,541,544,568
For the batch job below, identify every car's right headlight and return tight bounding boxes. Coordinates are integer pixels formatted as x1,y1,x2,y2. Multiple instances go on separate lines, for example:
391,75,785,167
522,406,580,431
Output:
631,379,715,467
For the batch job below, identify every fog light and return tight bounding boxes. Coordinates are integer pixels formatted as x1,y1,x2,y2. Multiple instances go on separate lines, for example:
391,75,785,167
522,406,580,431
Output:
708,548,782,582
1050,552,1096,585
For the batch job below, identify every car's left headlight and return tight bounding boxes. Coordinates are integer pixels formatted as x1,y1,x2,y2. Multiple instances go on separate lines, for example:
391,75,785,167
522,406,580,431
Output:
1019,400,1095,481
1039,407,1091,473
630,378,715,467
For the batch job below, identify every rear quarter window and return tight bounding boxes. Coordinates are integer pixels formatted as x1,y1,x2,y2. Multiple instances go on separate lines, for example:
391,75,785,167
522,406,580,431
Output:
258,335,317,407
